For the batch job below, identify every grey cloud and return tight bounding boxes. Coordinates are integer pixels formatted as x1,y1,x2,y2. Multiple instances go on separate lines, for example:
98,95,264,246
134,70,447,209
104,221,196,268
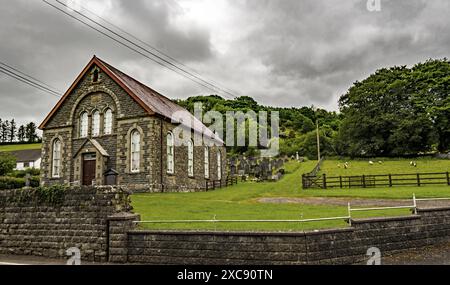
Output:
0,0,449,126
233,0,449,108
114,0,213,62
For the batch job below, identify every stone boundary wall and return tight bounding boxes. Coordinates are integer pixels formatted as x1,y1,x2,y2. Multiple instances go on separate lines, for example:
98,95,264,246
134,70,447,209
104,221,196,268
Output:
109,207,450,265
0,187,131,262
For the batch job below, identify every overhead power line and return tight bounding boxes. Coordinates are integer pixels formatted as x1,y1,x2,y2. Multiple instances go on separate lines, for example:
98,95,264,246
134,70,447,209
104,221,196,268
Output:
42,0,239,99
0,62,62,98
0,61,63,94
70,1,241,98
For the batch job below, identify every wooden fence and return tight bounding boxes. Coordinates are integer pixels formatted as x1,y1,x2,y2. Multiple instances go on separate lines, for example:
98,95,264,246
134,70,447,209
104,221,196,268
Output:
302,172,450,189
305,157,325,177
206,176,238,191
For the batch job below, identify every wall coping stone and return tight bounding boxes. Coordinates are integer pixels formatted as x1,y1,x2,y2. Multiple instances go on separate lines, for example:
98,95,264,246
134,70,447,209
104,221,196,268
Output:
416,207,450,213
107,213,140,221
351,215,421,224
127,227,355,237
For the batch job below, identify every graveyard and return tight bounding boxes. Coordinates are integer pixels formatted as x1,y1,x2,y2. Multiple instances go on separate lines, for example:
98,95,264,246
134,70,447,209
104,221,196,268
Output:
132,158,450,232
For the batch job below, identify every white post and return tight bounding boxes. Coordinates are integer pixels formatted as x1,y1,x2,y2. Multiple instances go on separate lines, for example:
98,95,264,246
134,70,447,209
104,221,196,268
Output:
413,193,417,215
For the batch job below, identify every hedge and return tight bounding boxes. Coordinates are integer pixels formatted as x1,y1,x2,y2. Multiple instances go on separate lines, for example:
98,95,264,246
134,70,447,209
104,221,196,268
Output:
0,176,40,189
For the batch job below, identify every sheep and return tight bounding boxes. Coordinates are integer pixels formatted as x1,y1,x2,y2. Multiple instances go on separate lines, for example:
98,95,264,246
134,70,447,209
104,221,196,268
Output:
413,162,417,167
378,161,383,164
369,161,374,165
410,161,414,166
337,164,341,168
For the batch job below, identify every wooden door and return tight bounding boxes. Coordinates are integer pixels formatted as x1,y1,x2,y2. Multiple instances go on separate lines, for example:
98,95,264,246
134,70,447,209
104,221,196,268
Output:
82,160,96,186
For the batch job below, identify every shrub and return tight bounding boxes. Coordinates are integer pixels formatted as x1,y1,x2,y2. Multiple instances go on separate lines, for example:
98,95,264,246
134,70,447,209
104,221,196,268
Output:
9,168,41,178
0,176,25,189
10,184,67,205
0,175,40,189
0,153,16,176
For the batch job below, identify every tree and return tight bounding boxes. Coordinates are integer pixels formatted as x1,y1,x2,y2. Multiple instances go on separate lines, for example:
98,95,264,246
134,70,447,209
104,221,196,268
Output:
0,153,16,176
1,120,10,143
337,59,449,157
17,125,26,142
25,122,38,143
9,119,16,142
410,59,450,152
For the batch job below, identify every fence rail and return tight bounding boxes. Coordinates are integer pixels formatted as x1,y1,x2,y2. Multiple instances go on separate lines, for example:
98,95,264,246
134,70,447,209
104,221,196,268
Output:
302,171,450,189
305,157,325,177
205,176,238,191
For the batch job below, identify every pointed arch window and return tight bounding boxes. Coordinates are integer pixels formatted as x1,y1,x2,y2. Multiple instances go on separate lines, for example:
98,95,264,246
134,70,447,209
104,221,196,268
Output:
104,109,113,135
131,130,141,173
80,112,88,138
167,132,175,174
217,150,222,180
92,111,100,137
204,146,210,179
52,139,62,178
188,139,194,177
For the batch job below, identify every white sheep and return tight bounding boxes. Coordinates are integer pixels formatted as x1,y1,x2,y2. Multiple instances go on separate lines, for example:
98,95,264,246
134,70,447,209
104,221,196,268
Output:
369,161,374,165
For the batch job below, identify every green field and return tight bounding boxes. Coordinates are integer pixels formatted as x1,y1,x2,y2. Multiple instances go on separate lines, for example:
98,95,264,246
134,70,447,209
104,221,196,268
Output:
132,159,450,232
0,143,41,152
319,159,450,177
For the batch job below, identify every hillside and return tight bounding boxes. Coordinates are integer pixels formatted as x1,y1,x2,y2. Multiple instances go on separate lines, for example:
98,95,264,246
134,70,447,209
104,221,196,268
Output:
0,143,42,152
175,95,342,157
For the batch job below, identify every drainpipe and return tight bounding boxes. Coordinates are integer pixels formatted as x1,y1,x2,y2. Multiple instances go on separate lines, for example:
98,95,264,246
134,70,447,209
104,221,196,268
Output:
160,117,164,193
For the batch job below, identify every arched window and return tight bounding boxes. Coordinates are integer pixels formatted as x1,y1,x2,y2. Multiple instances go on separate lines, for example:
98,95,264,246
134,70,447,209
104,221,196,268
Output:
52,139,61,178
204,146,210,179
92,110,100,137
188,139,194,177
217,150,222,180
80,112,88,138
104,109,113,135
130,130,140,173
167,132,174,174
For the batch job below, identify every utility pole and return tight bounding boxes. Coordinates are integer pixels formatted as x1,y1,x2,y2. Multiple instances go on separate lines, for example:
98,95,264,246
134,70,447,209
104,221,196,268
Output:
316,119,321,162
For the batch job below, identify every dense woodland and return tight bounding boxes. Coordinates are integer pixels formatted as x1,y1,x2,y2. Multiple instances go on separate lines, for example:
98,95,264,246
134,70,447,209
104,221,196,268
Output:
176,58,450,158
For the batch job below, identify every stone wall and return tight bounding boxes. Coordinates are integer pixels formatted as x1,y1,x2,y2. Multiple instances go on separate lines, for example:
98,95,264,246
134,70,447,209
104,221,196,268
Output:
0,187,131,262
110,207,450,265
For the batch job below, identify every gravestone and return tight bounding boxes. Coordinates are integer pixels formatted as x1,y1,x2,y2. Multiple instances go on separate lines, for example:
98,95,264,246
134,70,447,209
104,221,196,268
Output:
25,174,31,187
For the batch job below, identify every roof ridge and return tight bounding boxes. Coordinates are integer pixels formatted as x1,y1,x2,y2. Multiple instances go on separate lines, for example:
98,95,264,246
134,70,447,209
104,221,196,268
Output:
96,58,177,104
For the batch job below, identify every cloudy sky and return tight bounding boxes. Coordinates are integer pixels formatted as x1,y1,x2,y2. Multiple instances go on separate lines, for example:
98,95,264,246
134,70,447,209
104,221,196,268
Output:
0,0,449,127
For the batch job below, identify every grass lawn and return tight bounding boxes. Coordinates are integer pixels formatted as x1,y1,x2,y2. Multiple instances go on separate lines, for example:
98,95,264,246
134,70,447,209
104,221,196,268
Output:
132,159,450,232
320,159,450,177
0,143,42,152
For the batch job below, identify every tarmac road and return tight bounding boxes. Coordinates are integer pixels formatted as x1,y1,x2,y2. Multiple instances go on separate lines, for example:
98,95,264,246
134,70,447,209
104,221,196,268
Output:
1,242,450,265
